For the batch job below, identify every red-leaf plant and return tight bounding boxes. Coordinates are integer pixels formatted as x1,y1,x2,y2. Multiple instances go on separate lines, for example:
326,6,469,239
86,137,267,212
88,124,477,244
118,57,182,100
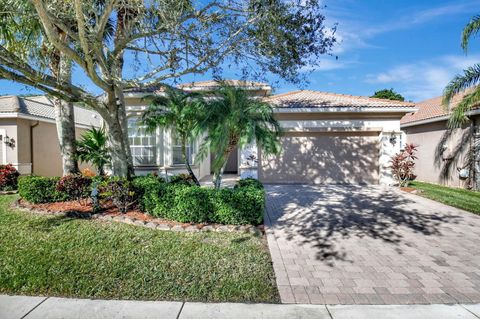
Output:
390,143,418,187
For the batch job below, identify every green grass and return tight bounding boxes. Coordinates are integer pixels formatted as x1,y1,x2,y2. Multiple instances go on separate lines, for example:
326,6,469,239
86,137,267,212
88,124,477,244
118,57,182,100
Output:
0,195,279,302
409,181,480,215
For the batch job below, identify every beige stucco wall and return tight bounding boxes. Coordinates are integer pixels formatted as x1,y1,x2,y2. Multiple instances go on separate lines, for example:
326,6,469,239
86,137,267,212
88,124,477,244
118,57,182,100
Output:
31,121,91,176
402,119,475,188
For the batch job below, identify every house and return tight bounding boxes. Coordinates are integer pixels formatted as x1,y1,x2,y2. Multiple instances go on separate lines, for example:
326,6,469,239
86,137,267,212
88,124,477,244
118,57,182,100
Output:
0,95,102,176
0,81,416,184
124,80,416,185
401,94,480,189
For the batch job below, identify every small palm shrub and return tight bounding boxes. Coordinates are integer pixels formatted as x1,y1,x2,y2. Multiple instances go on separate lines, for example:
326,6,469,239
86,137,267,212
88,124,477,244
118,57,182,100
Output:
76,127,110,176
0,164,20,191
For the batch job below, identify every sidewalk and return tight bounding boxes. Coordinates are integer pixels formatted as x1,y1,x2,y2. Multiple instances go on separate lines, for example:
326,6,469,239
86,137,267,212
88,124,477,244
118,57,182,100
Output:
2,295,480,319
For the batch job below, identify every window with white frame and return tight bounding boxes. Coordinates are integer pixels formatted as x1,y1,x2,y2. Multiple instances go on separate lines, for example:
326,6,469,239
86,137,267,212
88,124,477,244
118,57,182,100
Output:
127,117,157,166
171,128,195,165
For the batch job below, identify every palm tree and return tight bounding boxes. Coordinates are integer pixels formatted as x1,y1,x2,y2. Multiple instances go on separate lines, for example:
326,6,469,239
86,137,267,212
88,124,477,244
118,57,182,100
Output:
142,88,204,186
76,127,110,176
199,83,281,189
443,15,480,128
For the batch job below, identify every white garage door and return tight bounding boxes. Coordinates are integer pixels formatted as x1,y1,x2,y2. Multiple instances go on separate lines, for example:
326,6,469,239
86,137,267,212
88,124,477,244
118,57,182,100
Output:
259,131,380,184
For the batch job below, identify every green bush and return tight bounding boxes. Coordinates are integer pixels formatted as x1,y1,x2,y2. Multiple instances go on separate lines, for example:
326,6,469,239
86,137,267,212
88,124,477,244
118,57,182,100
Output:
144,182,265,225
213,187,265,225
18,176,69,203
132,175,166,213
234,178,264,190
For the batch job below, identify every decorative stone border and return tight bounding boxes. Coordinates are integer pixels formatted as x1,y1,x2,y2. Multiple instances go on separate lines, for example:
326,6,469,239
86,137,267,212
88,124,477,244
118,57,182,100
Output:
0,190,18,195
13,199,264,235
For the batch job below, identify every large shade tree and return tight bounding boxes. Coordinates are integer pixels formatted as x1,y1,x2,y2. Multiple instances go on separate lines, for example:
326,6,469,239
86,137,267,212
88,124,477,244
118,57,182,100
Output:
0,0,80,175
0,0,336,177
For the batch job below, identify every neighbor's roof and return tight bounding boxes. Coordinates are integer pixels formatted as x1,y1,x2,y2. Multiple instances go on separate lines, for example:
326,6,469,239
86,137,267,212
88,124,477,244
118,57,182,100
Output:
0,95,102,127
178,80,271,90
400,91,470,126
266,90,415,109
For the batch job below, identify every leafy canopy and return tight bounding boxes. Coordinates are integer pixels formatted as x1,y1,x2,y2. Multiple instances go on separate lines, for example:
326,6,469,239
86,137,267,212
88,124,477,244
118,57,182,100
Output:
443,14,480,128
371,89,405,101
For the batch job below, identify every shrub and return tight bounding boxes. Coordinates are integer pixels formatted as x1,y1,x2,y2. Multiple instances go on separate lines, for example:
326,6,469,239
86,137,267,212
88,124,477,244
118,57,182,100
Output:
0,164,20,191
391,143,418,187
102,177,136,213
18,176,69,203
169,173,196,186
234,178,264,190
56,174,92,203
144,183,265,225
168,185,213,223
213,187,265,225
132,175,166,213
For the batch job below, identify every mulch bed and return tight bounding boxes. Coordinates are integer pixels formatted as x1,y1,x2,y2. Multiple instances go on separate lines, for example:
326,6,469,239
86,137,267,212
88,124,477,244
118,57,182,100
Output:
15,198,264,234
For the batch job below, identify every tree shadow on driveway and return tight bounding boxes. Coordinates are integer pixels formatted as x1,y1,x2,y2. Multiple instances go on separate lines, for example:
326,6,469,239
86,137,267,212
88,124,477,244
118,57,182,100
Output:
265,185,462,265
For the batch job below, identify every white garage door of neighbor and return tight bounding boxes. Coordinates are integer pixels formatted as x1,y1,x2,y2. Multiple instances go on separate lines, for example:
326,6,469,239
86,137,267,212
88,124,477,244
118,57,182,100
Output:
259,132,380,184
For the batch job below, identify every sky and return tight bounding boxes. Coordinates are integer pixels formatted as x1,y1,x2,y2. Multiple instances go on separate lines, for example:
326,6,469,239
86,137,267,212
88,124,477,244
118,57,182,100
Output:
1,0,479,102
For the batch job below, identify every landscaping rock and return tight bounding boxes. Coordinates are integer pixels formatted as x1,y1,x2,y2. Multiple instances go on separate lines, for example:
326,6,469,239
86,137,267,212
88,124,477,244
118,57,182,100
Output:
216,225,229,232
156,224,171,231
201,225,214,232
185,226,199,232
145,222,157,229
113,216,124,222
171,225,184,232
249,227,261,236
123,217,136,225
237,225,247,233
134,220,146,226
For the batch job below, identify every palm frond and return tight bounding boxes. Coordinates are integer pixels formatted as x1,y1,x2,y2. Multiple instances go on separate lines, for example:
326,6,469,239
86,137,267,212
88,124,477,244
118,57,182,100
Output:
448,87,480,128
462,15,480,52
443,63,480,106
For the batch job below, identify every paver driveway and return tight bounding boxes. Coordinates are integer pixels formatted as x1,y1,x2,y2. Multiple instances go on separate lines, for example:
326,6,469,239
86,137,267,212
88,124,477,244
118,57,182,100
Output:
265,185,480,305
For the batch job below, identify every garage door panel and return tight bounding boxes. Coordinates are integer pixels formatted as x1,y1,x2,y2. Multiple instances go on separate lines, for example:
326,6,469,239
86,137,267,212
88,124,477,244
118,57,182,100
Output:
259,133,379,184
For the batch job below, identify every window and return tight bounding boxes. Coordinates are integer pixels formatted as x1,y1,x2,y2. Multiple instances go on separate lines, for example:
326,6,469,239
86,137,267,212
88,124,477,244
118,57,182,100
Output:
128,117,157,166
171,128,195,165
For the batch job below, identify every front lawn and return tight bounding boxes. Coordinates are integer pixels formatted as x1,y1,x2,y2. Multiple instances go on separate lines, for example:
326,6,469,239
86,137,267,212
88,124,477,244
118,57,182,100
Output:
0,195,278,302
409,181,480,215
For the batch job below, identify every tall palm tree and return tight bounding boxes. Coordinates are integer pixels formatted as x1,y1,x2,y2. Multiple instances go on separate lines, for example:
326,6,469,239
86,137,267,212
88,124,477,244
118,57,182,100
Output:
142,88,204,186
76,127,110,176
199,83,281,189
443,15,480,128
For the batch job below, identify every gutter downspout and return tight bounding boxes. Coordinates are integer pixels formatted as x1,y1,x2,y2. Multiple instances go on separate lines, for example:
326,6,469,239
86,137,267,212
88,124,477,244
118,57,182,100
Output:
30,121,40,175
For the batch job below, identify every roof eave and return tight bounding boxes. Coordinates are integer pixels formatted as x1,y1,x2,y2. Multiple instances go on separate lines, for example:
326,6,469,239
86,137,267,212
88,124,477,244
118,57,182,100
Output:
273,107,417,113
401,108,480,128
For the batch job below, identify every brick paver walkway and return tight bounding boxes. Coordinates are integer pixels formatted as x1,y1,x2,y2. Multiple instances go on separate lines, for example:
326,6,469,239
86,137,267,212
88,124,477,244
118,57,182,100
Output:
265,185,480,305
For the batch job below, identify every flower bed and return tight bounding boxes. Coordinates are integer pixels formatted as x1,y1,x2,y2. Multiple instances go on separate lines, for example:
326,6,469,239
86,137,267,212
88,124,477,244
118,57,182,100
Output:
17,175,265,227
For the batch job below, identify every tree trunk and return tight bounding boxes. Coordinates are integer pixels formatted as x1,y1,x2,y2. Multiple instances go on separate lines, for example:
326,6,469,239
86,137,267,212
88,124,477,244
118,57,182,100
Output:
212,136,239,189
182,135,200,186
50,43,79,176
104,92,134,178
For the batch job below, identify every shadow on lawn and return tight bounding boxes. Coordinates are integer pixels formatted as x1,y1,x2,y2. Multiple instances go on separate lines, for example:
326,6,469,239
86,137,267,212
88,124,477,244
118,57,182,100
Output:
265,185,462,265
28,214,77,232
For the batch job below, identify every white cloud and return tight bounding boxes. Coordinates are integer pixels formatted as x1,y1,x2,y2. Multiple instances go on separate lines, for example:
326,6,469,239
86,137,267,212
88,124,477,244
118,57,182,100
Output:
326,0,476,54
364,55,480,101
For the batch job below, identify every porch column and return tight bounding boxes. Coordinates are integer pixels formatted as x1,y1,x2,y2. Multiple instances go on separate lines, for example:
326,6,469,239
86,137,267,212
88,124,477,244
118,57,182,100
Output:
378,131,402,185
474,123,480,190
239,141,258,179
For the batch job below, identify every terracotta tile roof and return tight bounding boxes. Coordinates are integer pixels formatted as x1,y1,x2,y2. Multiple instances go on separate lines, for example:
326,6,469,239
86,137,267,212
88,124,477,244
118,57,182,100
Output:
400,91,470,126
178,80,270,90
0,95,102,127
266,90,415,108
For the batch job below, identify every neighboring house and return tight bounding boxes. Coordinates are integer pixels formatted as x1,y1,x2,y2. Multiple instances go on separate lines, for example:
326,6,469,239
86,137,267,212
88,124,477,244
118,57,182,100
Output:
0,95,102,176
401,94,480,189
124,80,416,185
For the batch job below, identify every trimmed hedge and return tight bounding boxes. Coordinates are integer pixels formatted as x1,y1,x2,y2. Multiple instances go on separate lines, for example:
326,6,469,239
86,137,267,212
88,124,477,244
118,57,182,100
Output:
18,174,265,225
18,176,69,203
139,179,265,225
